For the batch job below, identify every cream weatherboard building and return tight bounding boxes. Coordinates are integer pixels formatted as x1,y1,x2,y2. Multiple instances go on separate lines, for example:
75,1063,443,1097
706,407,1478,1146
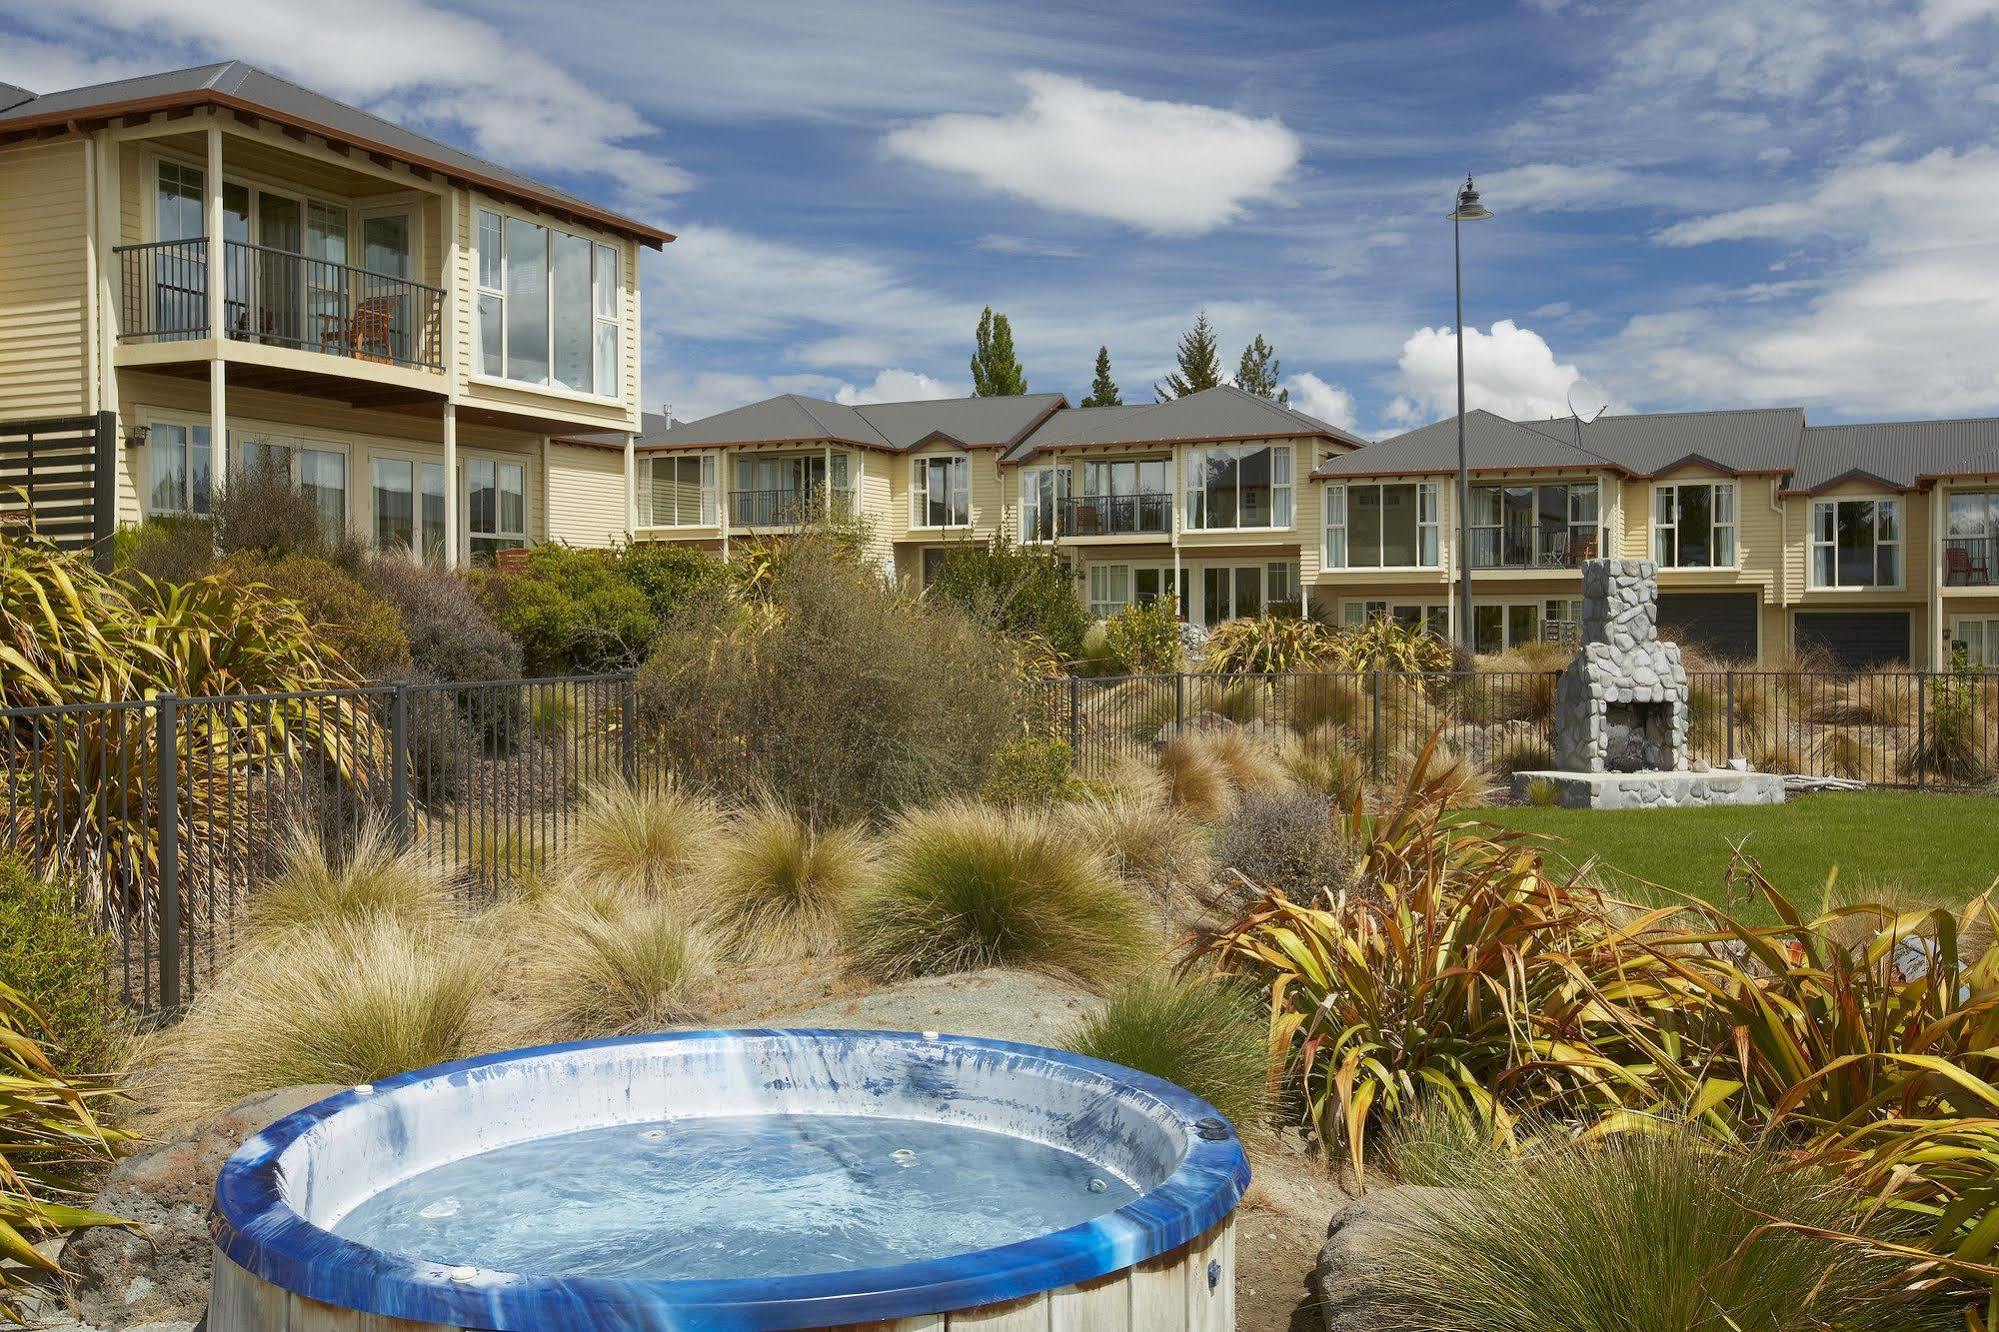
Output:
623,385,1368,625
0,62,668,563
1310,408,1999,669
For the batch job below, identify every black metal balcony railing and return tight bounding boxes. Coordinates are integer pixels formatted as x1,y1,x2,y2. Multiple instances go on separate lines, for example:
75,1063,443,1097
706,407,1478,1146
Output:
114,237,445,371
1057,492,1172,537
729,487,855,527
1469,525,1602,570
1946,535,1995,587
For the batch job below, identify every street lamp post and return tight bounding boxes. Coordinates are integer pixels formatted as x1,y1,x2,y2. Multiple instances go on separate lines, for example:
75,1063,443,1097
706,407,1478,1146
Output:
1449,174,1492,653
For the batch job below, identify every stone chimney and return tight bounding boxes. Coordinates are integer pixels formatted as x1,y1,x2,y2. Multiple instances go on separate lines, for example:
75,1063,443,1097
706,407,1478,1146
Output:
1552,559,1689,773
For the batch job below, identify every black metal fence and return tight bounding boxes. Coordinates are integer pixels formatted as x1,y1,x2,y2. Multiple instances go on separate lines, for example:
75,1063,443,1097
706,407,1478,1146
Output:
1033,667,1999,793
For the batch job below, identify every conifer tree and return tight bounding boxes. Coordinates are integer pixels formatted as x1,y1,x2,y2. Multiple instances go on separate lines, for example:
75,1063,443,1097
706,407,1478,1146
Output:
1235,334,1289,405
970,306,1028,396
1156,311,1223,399
1080,345,1122,407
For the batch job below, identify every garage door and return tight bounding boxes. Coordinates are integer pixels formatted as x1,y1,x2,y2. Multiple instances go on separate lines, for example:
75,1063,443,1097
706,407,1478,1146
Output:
1795,611,1912,670
1656,592,1759,661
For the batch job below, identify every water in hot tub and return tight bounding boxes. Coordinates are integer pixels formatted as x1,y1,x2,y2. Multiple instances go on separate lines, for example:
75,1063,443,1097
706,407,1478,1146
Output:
331,1113,1143,1279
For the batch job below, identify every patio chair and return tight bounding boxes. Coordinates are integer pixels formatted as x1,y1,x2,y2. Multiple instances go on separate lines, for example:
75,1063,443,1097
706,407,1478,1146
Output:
1946,543,1990,587
349,297,398,364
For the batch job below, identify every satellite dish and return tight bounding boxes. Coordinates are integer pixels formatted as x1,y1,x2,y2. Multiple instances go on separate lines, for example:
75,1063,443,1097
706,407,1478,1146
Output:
1565,385,1609,453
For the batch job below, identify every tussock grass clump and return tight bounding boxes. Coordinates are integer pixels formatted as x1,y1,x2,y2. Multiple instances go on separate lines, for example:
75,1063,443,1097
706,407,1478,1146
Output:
1057,785,1213,905
565,778,723,900
1377,1130,1957,1332
510,894,712,1042
1067,977,1272,1131
1392,740,1496,806
710,800,875,962
1279,728,1369,808
1288,674,1361,731
248,822,456,938
846,801,1148,987
1156,728,1294,822
1492,734,1554,775
160,917,490,1123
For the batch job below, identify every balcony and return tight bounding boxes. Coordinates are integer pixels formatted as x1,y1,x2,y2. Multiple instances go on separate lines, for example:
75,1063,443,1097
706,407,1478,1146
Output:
1946,535,1995,587
729,487,854,527
1470,526,1601,571
114,237,445,371
1056,492,1172,538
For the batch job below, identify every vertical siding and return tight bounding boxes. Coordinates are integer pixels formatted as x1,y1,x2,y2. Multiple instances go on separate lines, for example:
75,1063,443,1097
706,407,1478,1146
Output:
0,139,90,419
545,440,627,548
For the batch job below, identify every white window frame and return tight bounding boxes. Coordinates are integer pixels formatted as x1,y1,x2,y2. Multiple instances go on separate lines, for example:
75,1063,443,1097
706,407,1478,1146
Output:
1020,465,1070,543
640,454,717,528
1323,481,1441,569
1953,616,1999,669
1651,481,1738,570
1341,599,1450,638
369,449,449,564
474,206,622,400
1184,443,1293,532
1194,560,1300,625
465,455,528,563
911,455,971,528
1809,495,1904,590
138,409,351,537
1470,600,1555,653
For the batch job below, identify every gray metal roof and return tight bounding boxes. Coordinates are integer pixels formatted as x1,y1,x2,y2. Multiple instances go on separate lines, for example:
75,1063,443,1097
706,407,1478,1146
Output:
1004,385,1365,461
1315,406,1806,480
1791,418,1999,492
628,393,1067,454
0,82,33,115
0,62,669,246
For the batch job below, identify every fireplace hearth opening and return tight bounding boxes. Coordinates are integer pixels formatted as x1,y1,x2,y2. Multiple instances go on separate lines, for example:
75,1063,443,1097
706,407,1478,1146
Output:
1604,700,1674,772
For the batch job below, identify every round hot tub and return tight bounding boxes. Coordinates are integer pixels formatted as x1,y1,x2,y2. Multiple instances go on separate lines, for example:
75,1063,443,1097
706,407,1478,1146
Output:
208,1029,1250,1330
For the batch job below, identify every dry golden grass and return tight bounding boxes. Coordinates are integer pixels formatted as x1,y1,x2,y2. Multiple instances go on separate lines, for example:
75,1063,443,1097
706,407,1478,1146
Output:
1278,726,1369,808
564,778,723,901
1392,740,1498,805
1157,730,1238,820
709,799,876,963
1056,783,1214,907
506,892,714,1043
246,821,458,939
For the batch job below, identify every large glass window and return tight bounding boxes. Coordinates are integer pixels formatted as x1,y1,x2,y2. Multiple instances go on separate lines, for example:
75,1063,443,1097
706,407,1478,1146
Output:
1955,617,1999,668
467,458,527,563
912,456,970,527
1197,562,1297,625
1324,482,1439,567
1088,564,1131,618
1653,482,1737,568
419,463,446,565
642,455,716,527
1470,482,1600,568
1021,466,1070,542
476,210,620,395
1946,491,1998,586
1811,498,1901,588
1186,444,1291,530
146,422,220,515
1472,602,1548,654
298,449,346,538
1342,600,1450,639
372,457,413,552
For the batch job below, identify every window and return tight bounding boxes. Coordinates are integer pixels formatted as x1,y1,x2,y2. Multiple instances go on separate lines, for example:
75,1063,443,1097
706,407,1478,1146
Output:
1653,482,1737,568
475,209,620,395
1342,600,1450,638
298,448,346,538
912,456,970,527
1198,562,1298,624
419,464,446,565
1955,617,1999,669
1472,602,1551,654
1325,482,1440,567
1470,482,1601,568
921,548,949,587
642,455,716,527
1021,466,1070,542
1945,492,1997,586
372,458,414,552
1088,564,1131,617
1185,444,1292,530
467,458,526,563
1811,498,1901,588
147,422,216,515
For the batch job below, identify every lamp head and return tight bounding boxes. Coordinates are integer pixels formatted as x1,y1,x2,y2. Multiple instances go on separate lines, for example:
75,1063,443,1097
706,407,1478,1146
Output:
1450,174,1493,222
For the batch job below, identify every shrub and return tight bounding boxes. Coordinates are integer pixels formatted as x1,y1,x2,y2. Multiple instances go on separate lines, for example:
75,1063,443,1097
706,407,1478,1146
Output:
564,779,723,902
1492,734,1555,775
639,541,1021,824
1196,727,1295,796
0,981,134,1320
116,514,215,583
1067,977,1272,1131
0,856,122,1080
356,557,522,745
1287,673,1362,730
160,916,490,1123
245,822,457,939
1211,786,1354,903
926,535,1089,661
1910,664,1994,784
1157,730,1238,820
1280,728,1369,809
846,801,1149,987
1392,739,1497,805
1377,1130,1956,1332
709,799,874,962
219,551,410,679
508,893,711,1042
212,454,331,559
1203,615,1339,674
617,541,735,620
1336,617,1453,673
980,736,1084,807
1098,600,1182,676
1056,785,1214,906
479,542,658,675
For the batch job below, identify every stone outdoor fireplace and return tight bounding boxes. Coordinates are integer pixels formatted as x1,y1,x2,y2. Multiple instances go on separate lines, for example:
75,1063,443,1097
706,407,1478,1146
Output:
1553,558,1689,773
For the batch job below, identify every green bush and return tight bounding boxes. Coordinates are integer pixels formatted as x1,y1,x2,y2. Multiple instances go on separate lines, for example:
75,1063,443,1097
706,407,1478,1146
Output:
115,515,216,583
618,542,735,620
213,454,332,559
219,552,410,679
0,856,121,1080
1067,977,1271,1130
926,535,1089,661
980,736,1084,807
1099,599,1182,675
479,543,658,675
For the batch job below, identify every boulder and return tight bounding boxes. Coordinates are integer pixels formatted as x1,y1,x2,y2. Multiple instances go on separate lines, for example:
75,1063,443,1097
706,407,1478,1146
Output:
58,1084,340,1329
1312,1185,1462,1332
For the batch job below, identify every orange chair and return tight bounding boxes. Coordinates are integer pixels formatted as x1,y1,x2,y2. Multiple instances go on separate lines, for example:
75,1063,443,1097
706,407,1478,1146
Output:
349,297,398,364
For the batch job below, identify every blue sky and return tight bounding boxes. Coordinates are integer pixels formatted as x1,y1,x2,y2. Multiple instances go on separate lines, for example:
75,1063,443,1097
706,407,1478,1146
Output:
5,0,1997,434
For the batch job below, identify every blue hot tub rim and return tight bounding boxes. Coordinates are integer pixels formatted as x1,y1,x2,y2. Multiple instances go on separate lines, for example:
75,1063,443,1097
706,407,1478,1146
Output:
209,1027,1252,1331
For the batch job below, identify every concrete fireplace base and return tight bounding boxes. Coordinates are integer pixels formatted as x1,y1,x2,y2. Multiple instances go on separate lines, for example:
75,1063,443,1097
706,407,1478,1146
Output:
1511,769,1787,810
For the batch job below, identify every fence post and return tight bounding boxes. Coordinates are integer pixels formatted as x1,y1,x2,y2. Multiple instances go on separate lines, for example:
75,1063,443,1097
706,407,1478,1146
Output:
1174,672,1186,731
92,409,118,572
1917,670,1927,790
154,693,181,1011
1724,670,1736,762
620,673,639,787
1067,676,1081,754
1370,670,1383,779
389,681,410,847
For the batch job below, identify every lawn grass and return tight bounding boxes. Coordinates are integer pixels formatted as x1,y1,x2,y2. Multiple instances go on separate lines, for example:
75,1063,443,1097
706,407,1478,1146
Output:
1472,791,1998,921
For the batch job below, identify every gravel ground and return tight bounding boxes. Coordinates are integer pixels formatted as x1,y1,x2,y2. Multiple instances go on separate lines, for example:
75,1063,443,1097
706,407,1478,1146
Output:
740,967,1107,1048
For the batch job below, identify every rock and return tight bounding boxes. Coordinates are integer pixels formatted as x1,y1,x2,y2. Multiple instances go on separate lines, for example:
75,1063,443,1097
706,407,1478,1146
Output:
59,1084,341,1329
1312,1185,1462,1332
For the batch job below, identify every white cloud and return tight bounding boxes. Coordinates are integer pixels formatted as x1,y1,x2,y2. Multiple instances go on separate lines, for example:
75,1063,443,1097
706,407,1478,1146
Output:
1385,320,1625,426
834,369,960,405
1282,373,1360,434
883,72,1301,235
1480,162,1636,212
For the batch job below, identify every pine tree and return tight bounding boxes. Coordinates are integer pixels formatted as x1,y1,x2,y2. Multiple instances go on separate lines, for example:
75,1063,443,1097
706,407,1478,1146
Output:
1080,345,1122,407
1156,311,1223,399
969,306,1028,397
1235,334,1289,405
